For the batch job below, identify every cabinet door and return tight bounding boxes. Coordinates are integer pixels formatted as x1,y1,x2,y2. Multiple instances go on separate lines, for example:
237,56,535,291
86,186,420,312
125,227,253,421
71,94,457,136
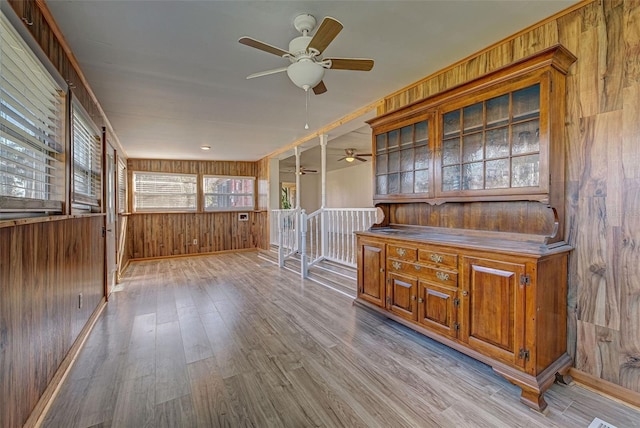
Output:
460,257,526,367
418,281,458,338
358,241,386,307
388,273,417,321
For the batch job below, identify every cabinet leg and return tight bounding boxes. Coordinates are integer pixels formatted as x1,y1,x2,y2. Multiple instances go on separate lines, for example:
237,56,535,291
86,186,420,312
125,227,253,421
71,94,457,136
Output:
520,389,547,412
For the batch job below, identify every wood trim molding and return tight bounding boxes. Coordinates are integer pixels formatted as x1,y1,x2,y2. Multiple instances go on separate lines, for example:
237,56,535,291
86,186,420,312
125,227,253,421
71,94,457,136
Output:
569,368,640,410
24,297,108,428
0,213,106,229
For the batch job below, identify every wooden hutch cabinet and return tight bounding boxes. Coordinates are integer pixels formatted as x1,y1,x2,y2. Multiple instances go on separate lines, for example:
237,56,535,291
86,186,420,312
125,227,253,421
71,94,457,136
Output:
355,45,576,412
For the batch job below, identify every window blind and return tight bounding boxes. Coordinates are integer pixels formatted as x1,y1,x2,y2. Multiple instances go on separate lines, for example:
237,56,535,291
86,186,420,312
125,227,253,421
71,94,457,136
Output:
203,176,254,211
0,11,64,210
117,157,127,213
133,172,197,212
72,105,101,206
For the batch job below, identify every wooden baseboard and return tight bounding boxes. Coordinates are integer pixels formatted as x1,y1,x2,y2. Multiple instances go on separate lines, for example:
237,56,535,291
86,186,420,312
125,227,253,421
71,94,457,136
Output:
569,368,640,410
24,297,108,428
128,247,258,263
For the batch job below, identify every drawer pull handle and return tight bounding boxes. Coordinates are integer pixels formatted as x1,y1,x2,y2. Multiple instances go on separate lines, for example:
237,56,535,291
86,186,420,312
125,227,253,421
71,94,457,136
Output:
414,265,421,270
392,261,402,270
436,271,450,281
396,248,406,257
430,254,443,263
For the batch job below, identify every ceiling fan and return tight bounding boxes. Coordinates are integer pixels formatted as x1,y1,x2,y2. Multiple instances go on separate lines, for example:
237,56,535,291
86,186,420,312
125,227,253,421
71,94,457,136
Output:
338,148,372,162
287,166,318,175
239,14,374,95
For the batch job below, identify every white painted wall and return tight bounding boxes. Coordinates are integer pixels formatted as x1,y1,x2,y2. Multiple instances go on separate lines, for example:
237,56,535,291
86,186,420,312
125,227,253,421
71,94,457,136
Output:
326,162,373,208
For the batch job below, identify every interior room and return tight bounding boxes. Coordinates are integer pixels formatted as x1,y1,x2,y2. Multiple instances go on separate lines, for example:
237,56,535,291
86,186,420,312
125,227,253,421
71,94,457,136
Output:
1,1,639,427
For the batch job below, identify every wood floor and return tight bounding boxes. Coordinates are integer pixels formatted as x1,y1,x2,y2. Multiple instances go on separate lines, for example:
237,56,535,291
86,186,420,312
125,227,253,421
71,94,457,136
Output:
43,252,640,428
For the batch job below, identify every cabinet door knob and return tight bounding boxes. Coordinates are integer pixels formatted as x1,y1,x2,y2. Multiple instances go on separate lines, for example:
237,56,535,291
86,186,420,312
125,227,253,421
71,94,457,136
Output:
411,295,416,301
418,297,424,303
380,268,385,273
462,290,468,296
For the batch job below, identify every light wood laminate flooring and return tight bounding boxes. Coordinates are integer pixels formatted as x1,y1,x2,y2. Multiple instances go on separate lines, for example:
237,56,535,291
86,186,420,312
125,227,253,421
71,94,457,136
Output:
43,252,640,427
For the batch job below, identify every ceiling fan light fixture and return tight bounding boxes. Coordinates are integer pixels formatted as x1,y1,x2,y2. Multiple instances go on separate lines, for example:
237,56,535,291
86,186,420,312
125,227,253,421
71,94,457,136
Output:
287,60,325,91
201,145,211,150
345,156,355,162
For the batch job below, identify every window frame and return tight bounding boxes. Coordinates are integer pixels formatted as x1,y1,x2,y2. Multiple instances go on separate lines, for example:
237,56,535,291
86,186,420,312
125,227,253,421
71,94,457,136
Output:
71,101,102,210
203,175,255,212
117,156,127,213
132,171,198,213
0,9,66,215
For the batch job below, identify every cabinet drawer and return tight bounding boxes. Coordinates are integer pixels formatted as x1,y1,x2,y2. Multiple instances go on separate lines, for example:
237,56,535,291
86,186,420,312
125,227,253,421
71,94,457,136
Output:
387,260,458,287
388,245,417,262
418,249,458,269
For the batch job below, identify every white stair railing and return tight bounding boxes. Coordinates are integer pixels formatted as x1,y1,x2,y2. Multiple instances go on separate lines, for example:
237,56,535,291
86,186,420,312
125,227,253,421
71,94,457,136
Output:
272,207,379,278
272,209,300,267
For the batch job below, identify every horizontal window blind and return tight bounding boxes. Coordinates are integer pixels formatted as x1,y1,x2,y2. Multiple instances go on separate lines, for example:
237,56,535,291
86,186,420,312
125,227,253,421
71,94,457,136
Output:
117,157,127,213
133,172,197,212
72,105,101,206
0,11,64,209
204,176,254,211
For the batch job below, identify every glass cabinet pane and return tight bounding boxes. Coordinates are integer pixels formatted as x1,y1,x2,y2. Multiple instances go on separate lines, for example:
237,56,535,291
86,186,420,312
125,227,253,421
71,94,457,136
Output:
376,133,387,152
442,166,461,192
400,171,414,193
462,133,483,163
463,103,483,132
442,138,460,165
486,94,509,128
376,154,388,175
388,173,400,194
400,149,414,171
415,145,430,169
388,150,400,172
486,127,509,159
443,110,460,137
462,162,484,190
513,84,540,120
388,130,399,150
512,120,540,155
485,159,510,189
400,126,413,147
415,121,428,143
511,154,540,187
376,175,388,194
414,169,429,193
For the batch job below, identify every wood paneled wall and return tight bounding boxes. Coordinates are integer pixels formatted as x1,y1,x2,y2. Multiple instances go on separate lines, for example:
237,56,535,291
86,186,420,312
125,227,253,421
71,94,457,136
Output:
127,158,269,259
0,216,105,428
380,0,640,393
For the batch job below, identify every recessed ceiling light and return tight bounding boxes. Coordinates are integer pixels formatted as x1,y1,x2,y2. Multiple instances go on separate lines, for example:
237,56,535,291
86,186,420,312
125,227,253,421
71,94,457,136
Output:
201,145,211,150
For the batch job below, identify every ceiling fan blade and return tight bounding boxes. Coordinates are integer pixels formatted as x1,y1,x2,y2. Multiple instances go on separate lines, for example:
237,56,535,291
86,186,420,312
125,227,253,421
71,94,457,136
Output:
357,153,372,157
238,37,290,57
312,80,327,95
307,17,343,54
355,156,368,162
337,156,347,162
246,67,289,80
325,58,374,71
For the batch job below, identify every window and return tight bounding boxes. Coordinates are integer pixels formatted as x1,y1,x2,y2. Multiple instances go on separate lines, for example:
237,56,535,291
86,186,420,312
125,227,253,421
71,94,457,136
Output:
72,104,101,207
117,157,127,213
203,176,254,211
133,172,196,212
0,11,64,212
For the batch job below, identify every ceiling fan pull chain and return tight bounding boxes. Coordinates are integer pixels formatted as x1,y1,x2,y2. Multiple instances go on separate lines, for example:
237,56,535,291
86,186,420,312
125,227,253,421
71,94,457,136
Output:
304,89,310,129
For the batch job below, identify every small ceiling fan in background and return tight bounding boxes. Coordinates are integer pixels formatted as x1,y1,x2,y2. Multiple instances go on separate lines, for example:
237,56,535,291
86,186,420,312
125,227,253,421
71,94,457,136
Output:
283,166,319,175
239,14,374,95
338,148,372,163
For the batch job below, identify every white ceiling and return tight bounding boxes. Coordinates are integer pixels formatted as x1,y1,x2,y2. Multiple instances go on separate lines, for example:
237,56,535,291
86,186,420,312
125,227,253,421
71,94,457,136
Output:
46,0,576,163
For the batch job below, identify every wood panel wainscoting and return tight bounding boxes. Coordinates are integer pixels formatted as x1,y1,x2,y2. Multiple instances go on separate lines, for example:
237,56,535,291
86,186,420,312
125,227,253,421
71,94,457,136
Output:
0,215,106,428
125,158,270,262
375,0,640,402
